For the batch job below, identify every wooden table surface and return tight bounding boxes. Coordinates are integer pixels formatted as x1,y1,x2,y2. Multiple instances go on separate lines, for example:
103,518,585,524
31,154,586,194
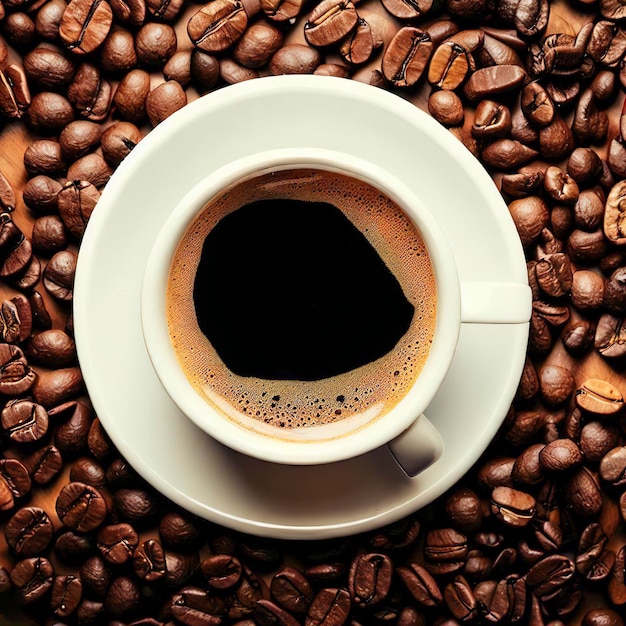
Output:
1,0,625,624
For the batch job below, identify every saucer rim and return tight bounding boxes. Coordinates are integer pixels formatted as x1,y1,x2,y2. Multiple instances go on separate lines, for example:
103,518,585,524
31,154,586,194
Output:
74,75,529,539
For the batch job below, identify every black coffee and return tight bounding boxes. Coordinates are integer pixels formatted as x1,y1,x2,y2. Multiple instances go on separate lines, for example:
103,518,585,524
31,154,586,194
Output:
167,168,436,434
193,198,414,381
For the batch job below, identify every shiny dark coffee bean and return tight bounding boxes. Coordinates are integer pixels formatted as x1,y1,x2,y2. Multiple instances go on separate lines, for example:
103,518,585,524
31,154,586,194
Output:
56,481,107,532
50,574,82,619
80,555,111,598
1,399,48,444
134,539,166,582
23,444,63,486
32,366,84,407
269,566,313,613
159,511,202,550
397,562,442,607
105,575,141,616
146,80,187,127
306,587,351,626
10,557,54,603
304,0,357,48
5,506,53,556
68,62,112,122
97,523,139,565
348,552,392,608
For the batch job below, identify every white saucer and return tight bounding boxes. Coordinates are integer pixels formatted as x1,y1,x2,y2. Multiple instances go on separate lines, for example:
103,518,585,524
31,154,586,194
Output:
74,76,529,540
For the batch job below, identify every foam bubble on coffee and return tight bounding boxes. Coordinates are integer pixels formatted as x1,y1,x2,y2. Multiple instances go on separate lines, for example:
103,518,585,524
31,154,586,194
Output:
166,168,436,438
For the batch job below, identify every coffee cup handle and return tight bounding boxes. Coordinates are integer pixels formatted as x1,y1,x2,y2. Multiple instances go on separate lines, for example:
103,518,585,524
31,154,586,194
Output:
461,282,532,323
387,414,444,477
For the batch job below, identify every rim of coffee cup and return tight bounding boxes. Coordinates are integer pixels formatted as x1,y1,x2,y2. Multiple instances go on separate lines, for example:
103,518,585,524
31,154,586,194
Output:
141,147,461,466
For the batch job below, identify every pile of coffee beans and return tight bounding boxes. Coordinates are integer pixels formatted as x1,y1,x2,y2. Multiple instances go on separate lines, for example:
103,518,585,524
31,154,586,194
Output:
1,0,626,624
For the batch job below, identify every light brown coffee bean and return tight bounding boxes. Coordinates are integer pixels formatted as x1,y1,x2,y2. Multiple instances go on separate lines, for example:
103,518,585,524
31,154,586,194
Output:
232,20,282,68
491,486,536,527
67,62,112,121
507,196,549,247
512,443,545,485
109,0,146,27
32,215,67,255
605,180,626,245
99,28,136,74
472,100,511,139
571,269,605,311
59,120,102,161
23,47,76,90
100,121,141,167
188,0,247,53
25,91,75,134
428,90,464,126
428,40,471,90
382,26,432,88
59,0,113,54
581,420,621,462
539,438,583,472
58,179,99,239
163,50,191,86
304,0,358,48
576,379,624,415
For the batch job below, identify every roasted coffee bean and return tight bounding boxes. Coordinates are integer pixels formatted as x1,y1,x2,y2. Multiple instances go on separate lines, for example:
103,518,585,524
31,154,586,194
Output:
306,587,351,626
145,80,187,127
22,175,63,214
0,458,32,510
23,47,76,90
56,481,107,532
538,364,575,406
526,554,574,599
170,586,225,624
535,253,572,298
1,399,49,443
609,545,626,605
97,523,139,565
146,0,182,21
424,528,468,574
600,446,626,486
382,27,432,88
2,12,36,51
110,0,146,26
573,89,609,146
22,443,63,485
576,378,624,415
464,65,526,101
25,91,75,134
338,17,375,66
188,0,247,52
348,552,392,607
565,466,603,517
501,169,544,199
157,510,201,551
24,139,66,176
539,115,575,161
428,90,464,127
58,179,99,238
0,64,30,119
521,80,554,128
70,457,106,487
5,507,53,557
35,0,67,41
512,443,544,485
605,180,626,245
567,147,604,186
581,420,620,462
88,417,113,459
232,20,283,68
255,598,300,626
314,63,350,77
100,27,136,74
53,400,93,453
68,62,112,121
472,100,511,139
26,329,76,367
428,40,471,90
397,562,442,607
56,531,93,565
0,170,15,214
113,68,150,121
269,43,322,75
588,20,626,68
114,487,159,524
507,196,549,247
164,550,199,588
444,487,483,532
219,58,259,83
567,228,608,265
544,167,578,205
517,356,538,401
260,0,305,23
0,294,31,344
582,608,625,626
132,538,166,582
50,574,82,618
482,138,538,171
491,486,536,527
199,553,241,591
574,189,604,231
135,21,176,68
539,438,582,472
80,555,111,598
594,314,626,359
43,249,77,302
443,575,477,621
10,557,54,603
163,50,192,86
67,152,112,188
32,215,68,255
304,0,358,48
189,49,220,94
60,0,113,54
105,575,141,615
379,0,435,20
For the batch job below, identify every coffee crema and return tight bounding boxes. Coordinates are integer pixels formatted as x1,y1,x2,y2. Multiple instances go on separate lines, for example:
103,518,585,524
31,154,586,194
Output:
166,168,437,436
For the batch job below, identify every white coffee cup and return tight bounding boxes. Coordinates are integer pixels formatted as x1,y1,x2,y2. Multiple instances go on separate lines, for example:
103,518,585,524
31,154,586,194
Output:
141,147,531,476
